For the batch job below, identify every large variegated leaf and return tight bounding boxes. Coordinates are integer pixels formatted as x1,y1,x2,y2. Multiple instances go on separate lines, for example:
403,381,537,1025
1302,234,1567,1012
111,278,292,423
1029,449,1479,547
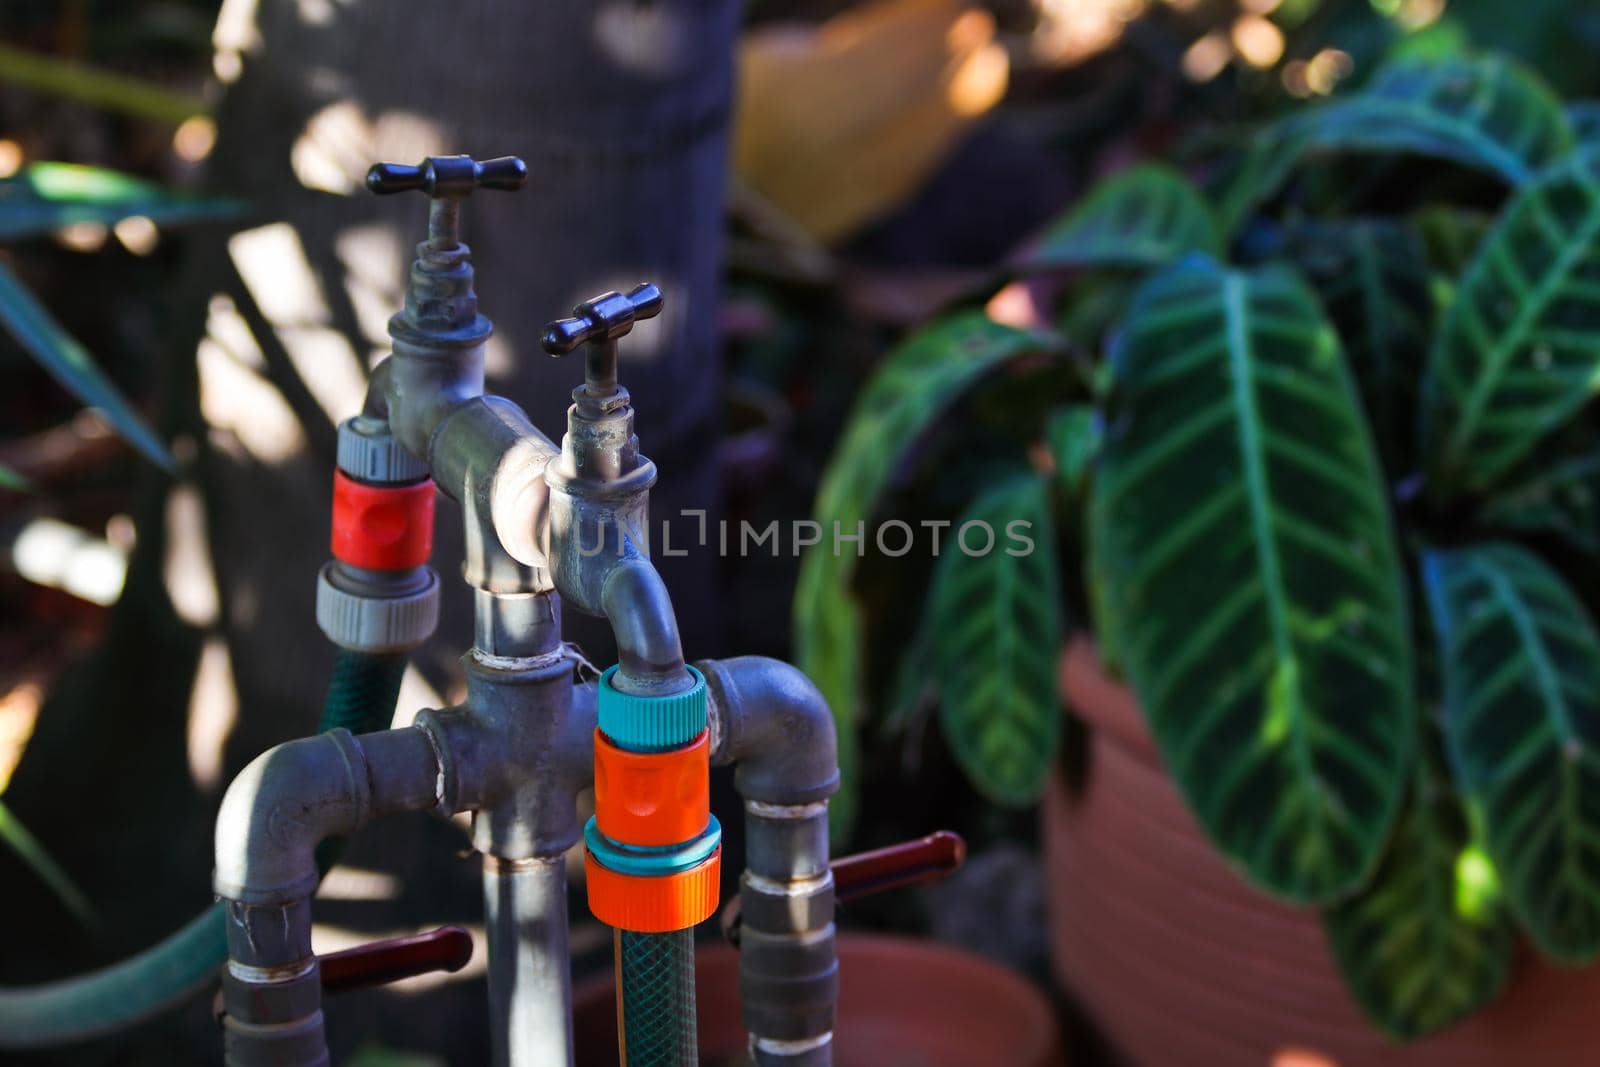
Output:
1425,543,1600,961
929,475,1062,805
1480,449,1600,551
0,259,172,471
1413,205,1492,276
1015,164,1220,272
794,312,1056,836
1046,405,1099,499
1569,102,1600,147
1298,55,1572,183
1091,257,1414,903
1285,220,1434,474
1232,55,1572,222
1422,148,1600,495
1324,741,1512,1038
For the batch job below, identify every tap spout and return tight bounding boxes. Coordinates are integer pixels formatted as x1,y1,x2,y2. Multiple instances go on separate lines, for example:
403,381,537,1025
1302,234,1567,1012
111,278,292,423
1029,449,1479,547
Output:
601,551,692,696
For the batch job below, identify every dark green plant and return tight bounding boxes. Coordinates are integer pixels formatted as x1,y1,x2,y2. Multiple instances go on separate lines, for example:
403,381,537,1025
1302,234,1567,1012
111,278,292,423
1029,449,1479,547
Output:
797,48,1600,1037
0,160,239,913
1,161,240,478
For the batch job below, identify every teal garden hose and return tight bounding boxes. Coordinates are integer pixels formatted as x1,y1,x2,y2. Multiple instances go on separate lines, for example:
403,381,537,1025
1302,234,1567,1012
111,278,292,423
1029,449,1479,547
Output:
0,648,405,1049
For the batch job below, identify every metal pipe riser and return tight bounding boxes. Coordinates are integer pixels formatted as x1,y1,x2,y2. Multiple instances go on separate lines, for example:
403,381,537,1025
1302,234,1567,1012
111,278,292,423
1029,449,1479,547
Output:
699,657,841,1063
483,855,574,1067
212,666,594,1052
738,805,838,1052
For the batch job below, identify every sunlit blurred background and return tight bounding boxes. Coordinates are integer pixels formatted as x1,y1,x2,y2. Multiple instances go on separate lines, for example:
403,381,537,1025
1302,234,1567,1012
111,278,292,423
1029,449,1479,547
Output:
1,0,1598,1064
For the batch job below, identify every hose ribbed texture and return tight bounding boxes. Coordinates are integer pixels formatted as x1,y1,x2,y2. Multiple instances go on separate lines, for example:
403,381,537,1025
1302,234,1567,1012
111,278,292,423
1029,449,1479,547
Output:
0,650,406,1049
318,650,406,735
313,650,406,872
617,929,698,1067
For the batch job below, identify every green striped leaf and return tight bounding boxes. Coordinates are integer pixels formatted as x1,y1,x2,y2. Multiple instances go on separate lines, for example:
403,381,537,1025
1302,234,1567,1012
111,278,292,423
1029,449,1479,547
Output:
0,162,242,242
0,259,171,471
794,312,1056,836
1480,449,1600,552
1285,219,1434,475
1422,148,1600,495
1045,405,1099,500
1235,55,1572,220
1324,741,1512,1039
1054,273,1140,355
1414,205,1492,277
929,475,1062,805
793,554,864,837
1425,543,1600,962
1091,256,1414,903
1015,164,1220,272
1568,102,1600,147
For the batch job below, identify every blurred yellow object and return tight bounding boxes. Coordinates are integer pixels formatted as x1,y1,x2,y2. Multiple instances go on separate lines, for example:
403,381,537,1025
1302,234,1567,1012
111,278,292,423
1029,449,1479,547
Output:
734,0,1009,245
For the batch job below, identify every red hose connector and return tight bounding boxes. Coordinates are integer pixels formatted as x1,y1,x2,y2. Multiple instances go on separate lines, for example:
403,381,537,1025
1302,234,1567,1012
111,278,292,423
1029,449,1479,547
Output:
330,471,434,570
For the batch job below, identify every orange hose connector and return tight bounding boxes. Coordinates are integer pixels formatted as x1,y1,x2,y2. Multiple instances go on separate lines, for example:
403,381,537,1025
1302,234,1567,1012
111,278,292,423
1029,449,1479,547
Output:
594,730,710,847
585,848,721,933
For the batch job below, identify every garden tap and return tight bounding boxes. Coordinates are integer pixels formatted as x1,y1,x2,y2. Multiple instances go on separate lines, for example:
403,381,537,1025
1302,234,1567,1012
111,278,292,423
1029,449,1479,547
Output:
215,152,843,1067
367,154,527,460
542,281,663,419
541,286,690,697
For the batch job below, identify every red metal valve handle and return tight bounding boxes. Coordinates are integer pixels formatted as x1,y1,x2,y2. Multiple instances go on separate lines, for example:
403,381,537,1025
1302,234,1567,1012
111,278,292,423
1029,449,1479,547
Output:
319,925,474,994
831,830,966,905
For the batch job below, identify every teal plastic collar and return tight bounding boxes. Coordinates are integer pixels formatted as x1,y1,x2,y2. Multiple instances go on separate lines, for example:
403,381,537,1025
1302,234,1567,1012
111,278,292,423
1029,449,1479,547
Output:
598,664,706,752
584,816,722,876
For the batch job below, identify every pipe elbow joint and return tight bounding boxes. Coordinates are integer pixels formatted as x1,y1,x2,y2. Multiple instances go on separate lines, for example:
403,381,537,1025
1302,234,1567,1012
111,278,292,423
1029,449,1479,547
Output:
214,729,372,906
698,656,839,806
429,396,558,591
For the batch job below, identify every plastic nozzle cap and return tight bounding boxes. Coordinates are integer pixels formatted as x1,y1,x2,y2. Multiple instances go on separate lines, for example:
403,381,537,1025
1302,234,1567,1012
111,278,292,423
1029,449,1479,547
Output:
598,665,706,752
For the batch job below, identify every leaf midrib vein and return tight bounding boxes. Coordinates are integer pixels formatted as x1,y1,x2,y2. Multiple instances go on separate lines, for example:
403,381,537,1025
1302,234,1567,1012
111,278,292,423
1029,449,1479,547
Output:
1223,272,1319,817
1470,553,1585,912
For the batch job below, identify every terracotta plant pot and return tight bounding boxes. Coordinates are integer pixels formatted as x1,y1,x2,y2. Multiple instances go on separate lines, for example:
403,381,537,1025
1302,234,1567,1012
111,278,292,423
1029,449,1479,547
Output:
572,933,1062,1066
1045,637,1600,1066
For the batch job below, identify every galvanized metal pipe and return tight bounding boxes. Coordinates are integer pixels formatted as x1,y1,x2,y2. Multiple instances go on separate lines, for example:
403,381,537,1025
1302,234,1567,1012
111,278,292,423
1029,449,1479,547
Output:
214,725,444,1067
483,854,574,1067
699,657,840,1066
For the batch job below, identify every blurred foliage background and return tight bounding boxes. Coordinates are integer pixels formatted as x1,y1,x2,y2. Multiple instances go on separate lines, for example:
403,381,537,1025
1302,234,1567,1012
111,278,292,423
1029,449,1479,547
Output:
2,0,1599,1062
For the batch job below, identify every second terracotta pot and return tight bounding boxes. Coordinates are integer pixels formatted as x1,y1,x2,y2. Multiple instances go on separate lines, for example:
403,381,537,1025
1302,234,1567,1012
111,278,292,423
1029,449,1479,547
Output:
1045,637,1600,1066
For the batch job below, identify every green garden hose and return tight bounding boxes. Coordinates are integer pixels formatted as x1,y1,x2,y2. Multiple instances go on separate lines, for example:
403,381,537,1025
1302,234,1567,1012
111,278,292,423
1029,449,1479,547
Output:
0,649,406,1049
617,929,698,1067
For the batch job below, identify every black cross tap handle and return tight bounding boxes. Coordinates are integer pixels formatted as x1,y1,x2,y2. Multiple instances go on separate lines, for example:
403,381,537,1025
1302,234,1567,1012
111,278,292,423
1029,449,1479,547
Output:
542,283,663,401
365,155,527,199
541,284,664,356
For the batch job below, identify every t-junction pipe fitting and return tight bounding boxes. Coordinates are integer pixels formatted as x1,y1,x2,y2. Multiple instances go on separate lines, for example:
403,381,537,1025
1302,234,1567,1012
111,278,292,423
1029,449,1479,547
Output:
213,155,845,1067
